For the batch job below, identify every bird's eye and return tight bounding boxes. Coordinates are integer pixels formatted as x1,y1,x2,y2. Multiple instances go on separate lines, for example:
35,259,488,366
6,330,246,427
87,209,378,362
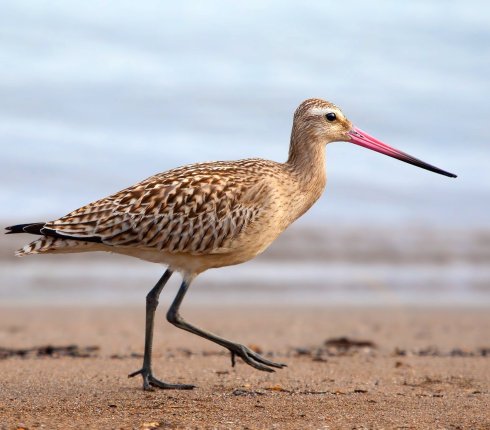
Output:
325,112,336,122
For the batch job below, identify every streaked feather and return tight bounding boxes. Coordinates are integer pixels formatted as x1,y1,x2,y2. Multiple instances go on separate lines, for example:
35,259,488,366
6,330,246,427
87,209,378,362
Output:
44,159,276,255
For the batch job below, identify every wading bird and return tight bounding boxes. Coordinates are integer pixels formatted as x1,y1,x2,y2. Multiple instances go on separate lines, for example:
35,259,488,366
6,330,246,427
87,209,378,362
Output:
6,99,456,390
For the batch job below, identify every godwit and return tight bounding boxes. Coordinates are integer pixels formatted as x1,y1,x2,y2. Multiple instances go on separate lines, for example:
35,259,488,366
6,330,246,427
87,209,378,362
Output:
6,98,456,390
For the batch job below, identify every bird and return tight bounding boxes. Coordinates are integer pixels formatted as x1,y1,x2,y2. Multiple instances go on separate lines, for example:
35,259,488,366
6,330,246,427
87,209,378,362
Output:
6,98,457,390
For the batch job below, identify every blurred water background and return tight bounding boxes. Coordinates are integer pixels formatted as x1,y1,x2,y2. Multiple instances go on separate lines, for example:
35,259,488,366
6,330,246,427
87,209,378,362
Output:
1,1,489,306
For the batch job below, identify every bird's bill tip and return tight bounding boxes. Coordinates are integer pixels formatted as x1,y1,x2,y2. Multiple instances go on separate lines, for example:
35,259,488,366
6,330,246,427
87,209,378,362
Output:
348,127,457,178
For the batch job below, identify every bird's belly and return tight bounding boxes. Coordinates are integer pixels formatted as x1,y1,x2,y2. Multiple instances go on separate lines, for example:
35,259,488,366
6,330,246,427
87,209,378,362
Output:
110,247,259,276
109,227,279,276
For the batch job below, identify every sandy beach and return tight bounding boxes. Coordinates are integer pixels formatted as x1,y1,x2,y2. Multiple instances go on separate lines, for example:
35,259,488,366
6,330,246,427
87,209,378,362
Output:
0,306,488,429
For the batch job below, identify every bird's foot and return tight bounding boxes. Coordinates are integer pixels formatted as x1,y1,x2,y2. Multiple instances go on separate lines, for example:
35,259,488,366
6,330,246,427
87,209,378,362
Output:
228,344,287,372
128,368,196,391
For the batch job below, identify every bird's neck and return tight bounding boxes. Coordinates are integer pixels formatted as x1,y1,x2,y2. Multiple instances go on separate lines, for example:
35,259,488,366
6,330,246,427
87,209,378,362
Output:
284,134,327,219
286,134,326,184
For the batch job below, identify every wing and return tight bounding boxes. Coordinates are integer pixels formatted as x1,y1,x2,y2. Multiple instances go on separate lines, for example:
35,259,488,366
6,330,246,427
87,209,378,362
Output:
43,161,271,255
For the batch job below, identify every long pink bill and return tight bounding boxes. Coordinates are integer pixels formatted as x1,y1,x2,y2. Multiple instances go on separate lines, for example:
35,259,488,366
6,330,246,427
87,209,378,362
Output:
348,127,457,178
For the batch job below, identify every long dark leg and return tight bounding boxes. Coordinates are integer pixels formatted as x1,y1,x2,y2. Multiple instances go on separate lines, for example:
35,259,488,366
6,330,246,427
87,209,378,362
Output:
128,269,195,390
166,278,287,372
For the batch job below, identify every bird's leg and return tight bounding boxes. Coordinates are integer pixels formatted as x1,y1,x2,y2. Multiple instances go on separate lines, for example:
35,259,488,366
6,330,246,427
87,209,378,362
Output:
128,269,195,391
167,279,287,372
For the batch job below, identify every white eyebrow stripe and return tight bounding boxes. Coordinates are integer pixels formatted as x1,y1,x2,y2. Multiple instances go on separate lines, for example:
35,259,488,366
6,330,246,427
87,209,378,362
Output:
309,107,331,115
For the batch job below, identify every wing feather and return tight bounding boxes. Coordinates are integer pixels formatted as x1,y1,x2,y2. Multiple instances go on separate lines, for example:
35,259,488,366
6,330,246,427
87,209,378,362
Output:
45,160,272,255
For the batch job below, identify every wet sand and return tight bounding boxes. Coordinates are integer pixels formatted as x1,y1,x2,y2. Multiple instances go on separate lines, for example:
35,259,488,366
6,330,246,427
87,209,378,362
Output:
0,306,488,429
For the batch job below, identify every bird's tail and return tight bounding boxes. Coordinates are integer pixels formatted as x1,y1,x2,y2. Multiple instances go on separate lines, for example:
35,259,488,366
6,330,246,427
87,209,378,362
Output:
5,222,46,235
6,222,98,256
15,236,98,257
15,236,58,256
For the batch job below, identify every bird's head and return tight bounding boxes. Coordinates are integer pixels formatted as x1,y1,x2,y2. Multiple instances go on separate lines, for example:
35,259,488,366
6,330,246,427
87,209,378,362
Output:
291,98,457,178
293,98,353,143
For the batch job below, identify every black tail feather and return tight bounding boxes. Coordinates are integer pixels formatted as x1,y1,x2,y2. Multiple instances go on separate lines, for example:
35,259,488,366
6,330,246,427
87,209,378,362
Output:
5,223,46,235
6,223,103,243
